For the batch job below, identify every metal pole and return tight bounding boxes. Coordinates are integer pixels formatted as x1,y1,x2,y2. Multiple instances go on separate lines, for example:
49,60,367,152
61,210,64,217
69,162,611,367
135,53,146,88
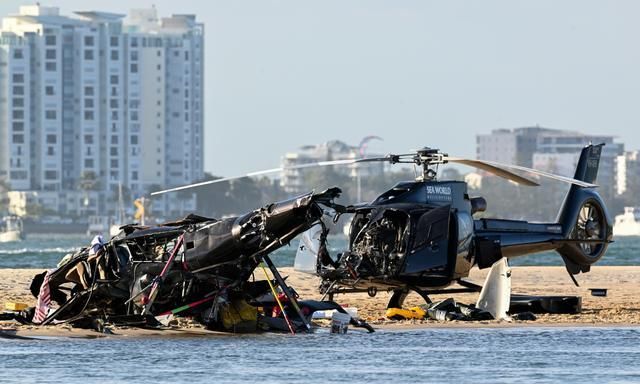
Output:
262,255,312,331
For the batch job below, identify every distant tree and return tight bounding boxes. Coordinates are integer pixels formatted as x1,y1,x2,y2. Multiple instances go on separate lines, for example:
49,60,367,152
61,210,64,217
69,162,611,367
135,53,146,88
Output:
468,175,568,221
440,167,463,181
77,171,101,191
25,202,45,218
0,179,9,214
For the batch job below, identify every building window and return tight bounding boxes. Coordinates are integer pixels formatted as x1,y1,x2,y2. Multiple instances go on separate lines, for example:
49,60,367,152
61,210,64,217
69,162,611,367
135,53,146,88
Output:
12,134,24,144
12,122,24,131
84,50,94,60
12,73,24,83
130,51,138,61
84,86,94,96
110,36,118,47
45,110,57,120
84,158,94,168
110,147,118,156
84,98,94,108
46,134,57,144
84,111,94,120
13,86,24,95
111,111,119,120
45,86,55,96
45,35,56,46
110,75,118,84
45,62,57,71
13,98,24,107
45,170,58,180
110,99,118,108
130,63,138,73
110,159,119,168
130,37,138,47
47,147,55,156
84,36,94,46
132,171,138,180
130,135,138,145
13,49,23,59
130,111,138,121
110,50,119,60
12,110,24,119
10,170,27,180
157,50,162,57
84,135,94,144
111,136,118,144
46,49,56,59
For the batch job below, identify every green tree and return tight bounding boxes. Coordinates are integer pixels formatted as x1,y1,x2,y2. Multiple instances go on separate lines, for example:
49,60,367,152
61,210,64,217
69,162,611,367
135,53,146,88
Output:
77,171,101,191
0,179,9,215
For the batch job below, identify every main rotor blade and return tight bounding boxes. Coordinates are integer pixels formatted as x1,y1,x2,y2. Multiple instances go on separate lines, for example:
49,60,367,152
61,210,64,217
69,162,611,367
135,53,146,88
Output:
445,158,539,186
446,157,597,188
150,158,382,196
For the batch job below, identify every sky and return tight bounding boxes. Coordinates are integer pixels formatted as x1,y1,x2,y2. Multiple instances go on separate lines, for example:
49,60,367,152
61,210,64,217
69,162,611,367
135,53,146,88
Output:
2,0,640,177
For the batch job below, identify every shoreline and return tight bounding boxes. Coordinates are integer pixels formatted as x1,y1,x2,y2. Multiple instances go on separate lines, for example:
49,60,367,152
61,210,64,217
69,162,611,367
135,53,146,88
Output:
3,322,640,341
2,266,639,338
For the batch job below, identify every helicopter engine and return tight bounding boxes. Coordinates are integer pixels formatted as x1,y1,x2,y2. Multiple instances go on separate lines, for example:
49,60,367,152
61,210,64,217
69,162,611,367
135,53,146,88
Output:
344,210,408,277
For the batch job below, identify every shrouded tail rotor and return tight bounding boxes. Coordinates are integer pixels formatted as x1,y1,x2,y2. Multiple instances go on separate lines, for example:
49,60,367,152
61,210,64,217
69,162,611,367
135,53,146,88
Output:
555,144,612,275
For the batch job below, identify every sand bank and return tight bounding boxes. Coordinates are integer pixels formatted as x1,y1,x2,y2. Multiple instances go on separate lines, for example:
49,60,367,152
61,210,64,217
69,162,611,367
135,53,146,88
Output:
1,266,639,337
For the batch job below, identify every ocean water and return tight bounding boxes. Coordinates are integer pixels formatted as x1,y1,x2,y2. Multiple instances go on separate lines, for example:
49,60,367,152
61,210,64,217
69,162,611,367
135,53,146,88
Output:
0,327,639,383
0,234,638,269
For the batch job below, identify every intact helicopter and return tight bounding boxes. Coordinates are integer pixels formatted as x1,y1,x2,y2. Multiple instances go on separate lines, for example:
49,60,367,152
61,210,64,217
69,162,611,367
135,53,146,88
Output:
26,144,611,332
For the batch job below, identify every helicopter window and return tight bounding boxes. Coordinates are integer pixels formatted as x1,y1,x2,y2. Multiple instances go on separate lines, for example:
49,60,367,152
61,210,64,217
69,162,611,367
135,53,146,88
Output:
373,184,412,204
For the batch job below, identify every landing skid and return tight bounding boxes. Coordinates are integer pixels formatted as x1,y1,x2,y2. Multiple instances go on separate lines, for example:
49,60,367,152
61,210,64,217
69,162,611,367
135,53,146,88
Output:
321,279,483,308
387,280,483,309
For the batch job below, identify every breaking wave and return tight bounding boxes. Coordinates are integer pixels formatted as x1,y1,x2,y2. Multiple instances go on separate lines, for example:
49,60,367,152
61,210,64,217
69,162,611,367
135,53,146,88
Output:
0,247,79,255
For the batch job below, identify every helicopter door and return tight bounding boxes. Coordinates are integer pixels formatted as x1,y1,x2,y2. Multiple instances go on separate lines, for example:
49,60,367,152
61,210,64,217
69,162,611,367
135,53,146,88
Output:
401,205,451,275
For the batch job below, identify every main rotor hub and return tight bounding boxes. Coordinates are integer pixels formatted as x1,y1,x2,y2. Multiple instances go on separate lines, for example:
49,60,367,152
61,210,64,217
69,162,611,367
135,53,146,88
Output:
414,147,447,181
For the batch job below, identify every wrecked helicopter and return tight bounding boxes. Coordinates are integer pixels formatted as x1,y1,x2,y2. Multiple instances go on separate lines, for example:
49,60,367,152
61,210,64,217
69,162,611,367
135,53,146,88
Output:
25,144,611,332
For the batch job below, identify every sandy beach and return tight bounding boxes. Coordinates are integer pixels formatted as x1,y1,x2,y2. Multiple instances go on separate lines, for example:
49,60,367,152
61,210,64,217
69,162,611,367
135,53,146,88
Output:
1,266,639,337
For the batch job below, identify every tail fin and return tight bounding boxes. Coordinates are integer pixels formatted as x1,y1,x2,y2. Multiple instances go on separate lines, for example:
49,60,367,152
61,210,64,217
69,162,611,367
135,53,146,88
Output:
572,143,604,184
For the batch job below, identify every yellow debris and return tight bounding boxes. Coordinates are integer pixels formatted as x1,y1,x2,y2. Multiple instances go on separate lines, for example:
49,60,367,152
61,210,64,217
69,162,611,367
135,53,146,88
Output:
386,306,427,320
5,302,28,311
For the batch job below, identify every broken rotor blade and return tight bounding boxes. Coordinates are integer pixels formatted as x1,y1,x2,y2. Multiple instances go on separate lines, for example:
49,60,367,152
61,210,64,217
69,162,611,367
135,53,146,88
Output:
445,157,597,188
150,158,381,196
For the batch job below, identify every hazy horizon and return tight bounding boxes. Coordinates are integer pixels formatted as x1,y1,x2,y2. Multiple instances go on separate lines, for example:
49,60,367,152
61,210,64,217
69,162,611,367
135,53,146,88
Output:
2,0,639,178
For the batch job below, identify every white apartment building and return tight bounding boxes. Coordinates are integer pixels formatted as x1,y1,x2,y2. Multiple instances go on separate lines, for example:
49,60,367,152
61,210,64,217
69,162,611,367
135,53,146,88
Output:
616,150,640,196
0,5,204,218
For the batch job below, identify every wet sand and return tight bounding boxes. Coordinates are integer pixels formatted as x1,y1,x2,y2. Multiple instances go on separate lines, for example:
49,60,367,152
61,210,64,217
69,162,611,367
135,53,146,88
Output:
1,266,639,337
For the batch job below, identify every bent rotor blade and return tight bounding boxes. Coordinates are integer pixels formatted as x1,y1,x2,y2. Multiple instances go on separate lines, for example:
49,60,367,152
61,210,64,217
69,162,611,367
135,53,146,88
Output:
150,158,387,196
445,158,539,187
446,157,597,188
